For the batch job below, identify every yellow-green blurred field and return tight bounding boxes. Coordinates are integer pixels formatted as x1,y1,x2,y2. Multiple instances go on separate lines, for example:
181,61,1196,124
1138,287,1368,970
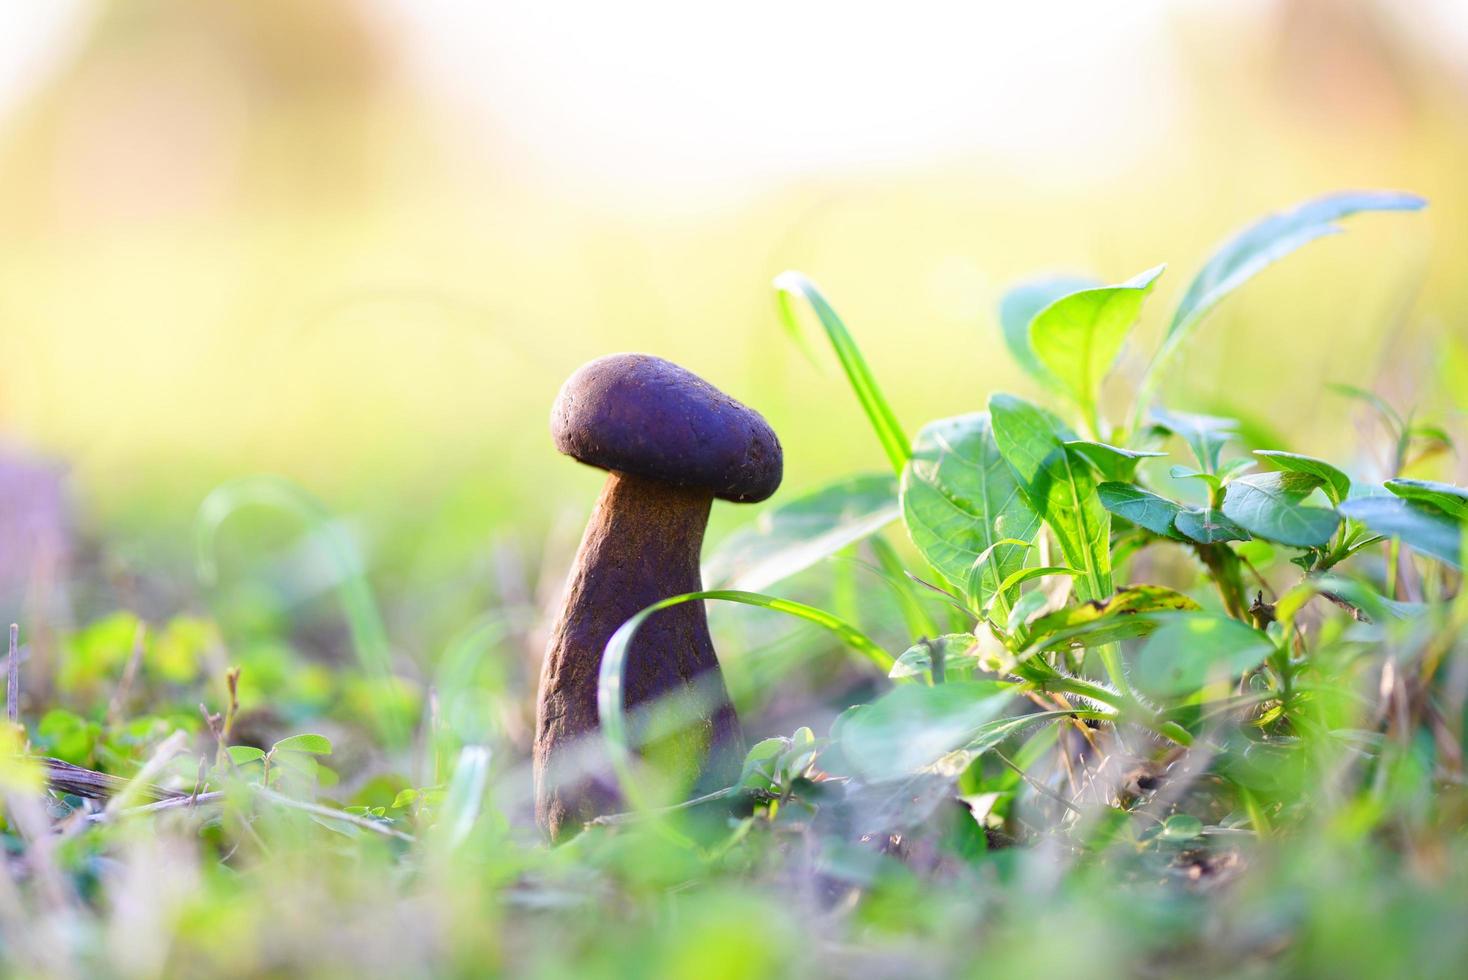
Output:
1,0,1464,565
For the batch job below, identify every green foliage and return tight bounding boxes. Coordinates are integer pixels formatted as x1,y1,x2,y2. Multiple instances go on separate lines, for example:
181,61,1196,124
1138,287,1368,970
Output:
1141,190,1426,405
989,394,1112,601
900,413,1040,613
1098,481,1186,539
1021,585,1201,655
836,681,1013,782
1221,471,1340,548
1255,450,1352,506
1027,264,1164,433
1338,496,1464,569
1133,613,1275,698
1385,478,1468,520
998,274,1100,387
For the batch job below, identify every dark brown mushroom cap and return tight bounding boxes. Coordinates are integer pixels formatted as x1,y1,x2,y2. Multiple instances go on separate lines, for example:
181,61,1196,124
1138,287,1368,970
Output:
552,354,783,503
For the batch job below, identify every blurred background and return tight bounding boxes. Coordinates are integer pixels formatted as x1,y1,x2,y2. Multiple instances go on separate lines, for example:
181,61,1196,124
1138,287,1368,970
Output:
0,0,1464,717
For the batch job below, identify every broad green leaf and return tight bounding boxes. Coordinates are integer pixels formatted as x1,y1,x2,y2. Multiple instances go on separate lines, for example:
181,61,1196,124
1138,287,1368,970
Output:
1222,472,1340,548
1151,409,1238,473
1174,508,1251,544
774,272,911,474
989,394,1111,601
1384,478,1468,521
704,473,899,591
1255,450,1352,506
1134,613,1275,699
837,681,1013,782
1157,191,1426,368
889,633,979,680
998,274,1100,386
227,745,267,765
1098,482,1186,539
1161,814,1204,841
1066,442,1167,483
1029,265,1165,425
1337,497,1463,568
1022,585,1201,655
271,733,333,756
901,413,1041,611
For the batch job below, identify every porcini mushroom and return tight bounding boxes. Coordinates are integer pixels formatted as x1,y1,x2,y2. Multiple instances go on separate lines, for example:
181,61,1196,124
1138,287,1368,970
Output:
535,353,782,840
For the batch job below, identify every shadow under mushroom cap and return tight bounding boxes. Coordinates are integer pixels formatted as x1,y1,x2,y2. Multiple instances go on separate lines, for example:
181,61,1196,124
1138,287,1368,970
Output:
551,353,783,503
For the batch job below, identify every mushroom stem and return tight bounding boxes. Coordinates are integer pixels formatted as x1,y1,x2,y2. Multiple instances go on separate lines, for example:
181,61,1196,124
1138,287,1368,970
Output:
535,470,743,840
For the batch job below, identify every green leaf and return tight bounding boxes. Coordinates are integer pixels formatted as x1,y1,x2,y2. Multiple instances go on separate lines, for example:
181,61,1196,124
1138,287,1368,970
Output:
958,712,1075,759
998,274,1100,386
227,745,267,765
1098,482,1186,539
889,634,979,681
1255,450,1352,506
1337,497,1463,568
1161,814,1204,841
1028,265,1165,426
901,413,1042,611
270,733,333,756
774,272,911,474
1066,442,1167,483
703,473,899,591
1134,613,1275,699
1222,472,1340,548
989,394,1112,602
1174,508,1251,544
1022,585,1202,655
1384,478,1468,521
1152,409,1238,473
1006,590,1051,634
837,681,1013,782
1156,191,1426,370
1169,465,1223,494
740,737,789,789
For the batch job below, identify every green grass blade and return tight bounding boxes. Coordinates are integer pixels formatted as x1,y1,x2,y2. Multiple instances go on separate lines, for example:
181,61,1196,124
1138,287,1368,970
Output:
774,271,911,475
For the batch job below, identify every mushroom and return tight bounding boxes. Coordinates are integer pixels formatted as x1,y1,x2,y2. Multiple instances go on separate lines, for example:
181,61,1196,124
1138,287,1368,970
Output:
535,353,783,840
